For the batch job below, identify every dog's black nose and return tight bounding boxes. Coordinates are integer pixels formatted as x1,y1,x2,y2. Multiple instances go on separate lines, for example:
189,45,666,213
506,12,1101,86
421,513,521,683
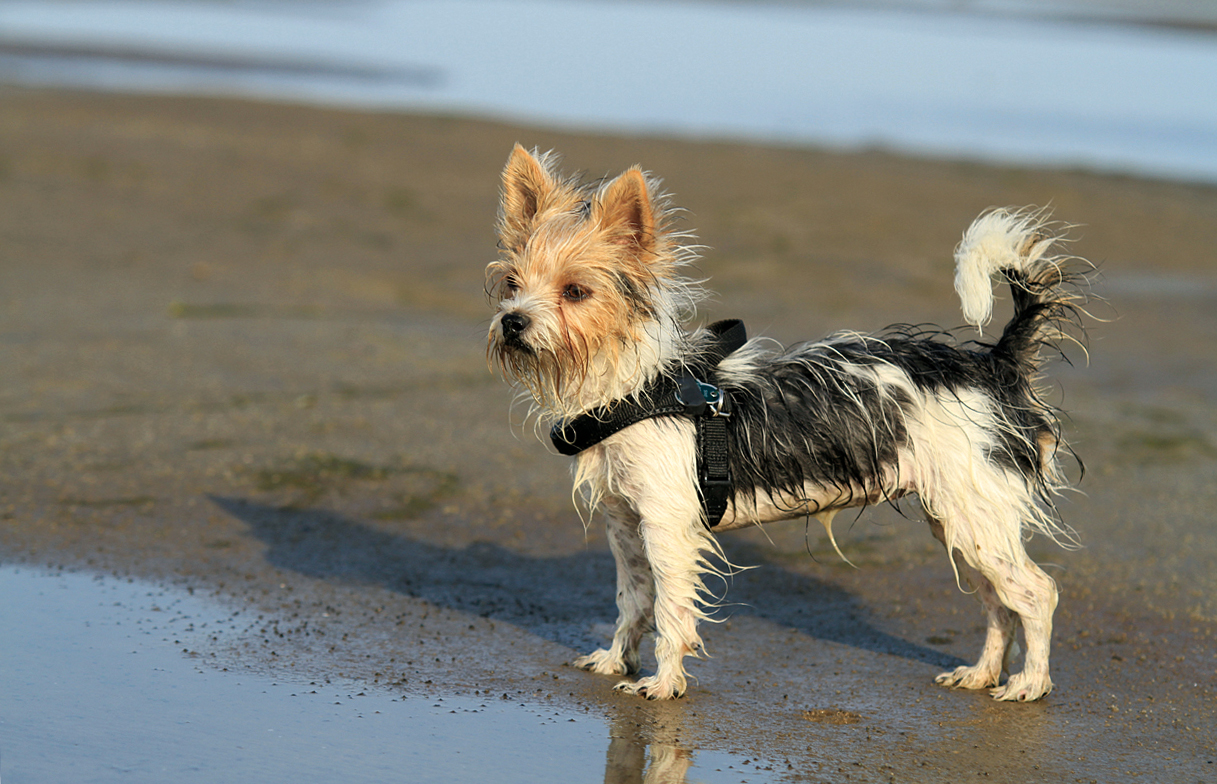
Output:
500,312,530,339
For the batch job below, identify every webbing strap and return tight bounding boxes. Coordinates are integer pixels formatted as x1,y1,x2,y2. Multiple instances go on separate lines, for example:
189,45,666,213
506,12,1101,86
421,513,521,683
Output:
697,414,733,528
548,319,746,528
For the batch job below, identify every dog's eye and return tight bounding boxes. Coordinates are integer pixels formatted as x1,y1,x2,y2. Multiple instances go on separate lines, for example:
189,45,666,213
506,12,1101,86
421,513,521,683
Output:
503,274,520,294
562,284,590,302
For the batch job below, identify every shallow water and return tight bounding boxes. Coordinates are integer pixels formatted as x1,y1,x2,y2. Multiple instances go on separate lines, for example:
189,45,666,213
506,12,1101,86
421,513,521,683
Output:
0,566,777,783
1,0,1216,182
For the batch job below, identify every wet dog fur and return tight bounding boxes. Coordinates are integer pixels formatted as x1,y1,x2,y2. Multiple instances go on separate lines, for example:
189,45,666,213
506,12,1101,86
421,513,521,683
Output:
486,145,1090,701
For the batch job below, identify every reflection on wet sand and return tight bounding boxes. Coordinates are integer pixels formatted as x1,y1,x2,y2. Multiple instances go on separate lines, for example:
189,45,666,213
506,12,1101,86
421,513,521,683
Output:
605,738,692,784
605,710,693,784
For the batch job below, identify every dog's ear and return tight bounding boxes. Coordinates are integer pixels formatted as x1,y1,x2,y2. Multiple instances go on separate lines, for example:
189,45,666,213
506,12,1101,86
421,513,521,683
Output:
499,144,552,248
594,168,658,261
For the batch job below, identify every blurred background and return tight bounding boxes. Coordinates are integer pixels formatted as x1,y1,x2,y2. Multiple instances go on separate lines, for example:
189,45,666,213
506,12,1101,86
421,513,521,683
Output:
3,0,1217,182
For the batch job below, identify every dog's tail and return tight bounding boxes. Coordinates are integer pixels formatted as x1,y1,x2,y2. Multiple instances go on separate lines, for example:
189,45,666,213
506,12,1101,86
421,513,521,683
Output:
954,207,1089,368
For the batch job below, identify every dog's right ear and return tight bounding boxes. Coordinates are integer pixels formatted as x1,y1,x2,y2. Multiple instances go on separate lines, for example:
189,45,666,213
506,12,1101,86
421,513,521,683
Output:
499,145,552,250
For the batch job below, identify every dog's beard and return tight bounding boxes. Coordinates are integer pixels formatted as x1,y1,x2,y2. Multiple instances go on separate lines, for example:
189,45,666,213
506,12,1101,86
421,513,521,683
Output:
490,321,656,421
490,334,586,416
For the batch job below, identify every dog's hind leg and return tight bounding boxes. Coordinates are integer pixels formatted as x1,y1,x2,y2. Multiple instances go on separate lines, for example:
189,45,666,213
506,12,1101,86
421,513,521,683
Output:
928,510,1058,701
574,501,654,676
928,516,1018,691
983,553,1057,702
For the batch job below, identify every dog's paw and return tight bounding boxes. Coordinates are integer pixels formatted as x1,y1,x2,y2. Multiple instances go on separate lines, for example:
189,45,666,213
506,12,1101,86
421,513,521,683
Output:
935,664,1001,691
990,671,1053,702
573,649,632,676
613,675,685,700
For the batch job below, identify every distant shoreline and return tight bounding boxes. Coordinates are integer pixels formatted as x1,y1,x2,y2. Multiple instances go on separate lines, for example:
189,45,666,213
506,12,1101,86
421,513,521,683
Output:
3,0,1216,185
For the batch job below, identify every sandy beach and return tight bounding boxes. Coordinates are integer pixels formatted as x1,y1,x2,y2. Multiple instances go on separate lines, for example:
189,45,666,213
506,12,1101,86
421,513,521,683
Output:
2,86,1215,780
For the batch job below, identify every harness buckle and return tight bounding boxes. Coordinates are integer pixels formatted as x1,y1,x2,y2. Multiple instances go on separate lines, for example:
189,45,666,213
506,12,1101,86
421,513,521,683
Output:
676,377,731,418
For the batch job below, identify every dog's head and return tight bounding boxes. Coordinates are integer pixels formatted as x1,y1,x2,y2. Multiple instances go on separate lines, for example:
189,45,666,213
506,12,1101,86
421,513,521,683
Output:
486,146,703,415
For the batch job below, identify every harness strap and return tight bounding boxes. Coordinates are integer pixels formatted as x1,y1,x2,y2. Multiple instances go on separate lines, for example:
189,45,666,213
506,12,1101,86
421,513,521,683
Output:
549,319,747,528
697,411,733,528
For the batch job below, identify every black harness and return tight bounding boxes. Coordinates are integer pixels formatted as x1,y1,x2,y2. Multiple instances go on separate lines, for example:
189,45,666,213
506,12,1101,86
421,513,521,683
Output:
549,319,748,528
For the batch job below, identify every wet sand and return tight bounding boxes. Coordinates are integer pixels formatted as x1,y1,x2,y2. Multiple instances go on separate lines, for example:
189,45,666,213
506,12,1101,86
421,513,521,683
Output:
2,86,1215,780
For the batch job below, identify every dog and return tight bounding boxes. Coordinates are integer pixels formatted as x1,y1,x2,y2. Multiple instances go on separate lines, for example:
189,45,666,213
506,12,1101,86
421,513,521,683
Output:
486,145,1090,702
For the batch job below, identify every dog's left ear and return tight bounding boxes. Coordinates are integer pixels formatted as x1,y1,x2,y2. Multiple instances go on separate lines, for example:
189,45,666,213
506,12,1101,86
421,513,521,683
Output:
594,168,658,261
499,144,554,249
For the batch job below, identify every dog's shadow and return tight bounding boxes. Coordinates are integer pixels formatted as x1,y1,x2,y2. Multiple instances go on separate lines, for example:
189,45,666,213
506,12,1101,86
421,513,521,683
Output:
210,496,964,670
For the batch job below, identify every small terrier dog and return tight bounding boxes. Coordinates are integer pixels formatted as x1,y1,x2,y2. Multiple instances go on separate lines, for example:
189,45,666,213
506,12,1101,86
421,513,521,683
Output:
487,145,1089,702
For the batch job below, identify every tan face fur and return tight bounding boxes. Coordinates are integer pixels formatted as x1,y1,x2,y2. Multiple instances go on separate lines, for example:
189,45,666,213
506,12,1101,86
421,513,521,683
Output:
487,145,692,415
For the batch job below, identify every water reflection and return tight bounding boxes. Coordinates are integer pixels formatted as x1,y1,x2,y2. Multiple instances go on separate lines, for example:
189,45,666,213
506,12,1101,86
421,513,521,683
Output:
604,710,693,784
615,745,694,784
604,737,692,784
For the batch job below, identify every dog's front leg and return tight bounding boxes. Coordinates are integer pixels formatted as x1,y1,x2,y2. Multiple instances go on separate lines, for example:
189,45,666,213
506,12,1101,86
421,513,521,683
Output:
613,500,710,700
574,500,654,676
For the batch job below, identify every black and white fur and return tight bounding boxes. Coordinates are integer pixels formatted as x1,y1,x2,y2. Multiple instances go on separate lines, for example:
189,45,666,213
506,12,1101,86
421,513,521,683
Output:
487,150,1089,702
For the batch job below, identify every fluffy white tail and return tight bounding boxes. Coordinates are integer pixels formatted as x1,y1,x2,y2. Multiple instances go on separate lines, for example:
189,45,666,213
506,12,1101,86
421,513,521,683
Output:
953,208,1062,330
